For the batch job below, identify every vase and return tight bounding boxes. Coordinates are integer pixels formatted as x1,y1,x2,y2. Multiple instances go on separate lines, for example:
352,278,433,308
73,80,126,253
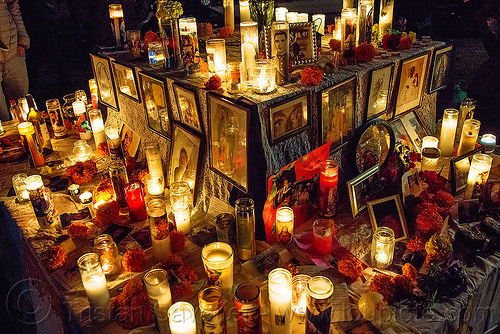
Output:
156,2,182,69
249,0,274,34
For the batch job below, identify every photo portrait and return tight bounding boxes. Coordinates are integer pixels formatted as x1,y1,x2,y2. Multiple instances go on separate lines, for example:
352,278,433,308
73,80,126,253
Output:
168,125,201,191
450,146,484,195
173,83,202,134
429,45,453,93
366,64,393,119
138,72,171,139
111,61,140,101
367,195,408,241
90,54,117,110
395,53,429,116
400,112,427,151
120,123,140,158
347,164,379,217
289,23,316,65
269,92,308,144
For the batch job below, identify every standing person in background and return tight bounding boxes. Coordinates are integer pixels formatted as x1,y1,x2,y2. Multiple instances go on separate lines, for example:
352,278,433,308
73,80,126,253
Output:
0,0,29,121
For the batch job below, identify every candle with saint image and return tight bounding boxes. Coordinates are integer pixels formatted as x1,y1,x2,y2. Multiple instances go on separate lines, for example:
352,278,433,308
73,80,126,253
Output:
168,302,196,334
457,119,480,156
223,0,235,29
268,268,292,334
319,160,339,217
371,226,395,269
109,4,124,47
464,154,493,200
306,276,333,334
78,253,110,321
275,7,288,21
439,108,459,157
313,219,333,256
201,242,234,293
88,109,106,146
276,206,294,246
356,0,374,45
89,79,99,109
240,0,250,21
73,100,93,141
172,202,191,233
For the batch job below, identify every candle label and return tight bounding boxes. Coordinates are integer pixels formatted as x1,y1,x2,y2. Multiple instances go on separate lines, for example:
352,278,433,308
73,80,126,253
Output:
306,294,332,334
200,308,226,334
29,186,54,227
235,299,262,334
151,214,172,241
180,31,200,76
76,112,92,135
48,108,67,137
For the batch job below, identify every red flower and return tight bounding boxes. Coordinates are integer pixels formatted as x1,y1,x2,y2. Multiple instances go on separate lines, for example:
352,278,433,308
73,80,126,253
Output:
355,43,376,62
123,248,147,272
219,26,234,38
416,208,443,237
66,160,98,184
338,257,363,282
407,237,426,252
398,35,414,50
370,274,396,304
383,34,401,50
95,200,120,228
170,231,186,252
112,279,154,329
67,222,88,237
301,65,324,86
205,74,222,90
402,263,418,282
329,39,341,51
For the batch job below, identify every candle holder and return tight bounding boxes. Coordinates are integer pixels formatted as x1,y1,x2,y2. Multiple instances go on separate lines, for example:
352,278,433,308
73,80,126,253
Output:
275,7,288,21
306,276,333,334
422,136,439,149
12,173,29,202
268,268,292,333
341,8,357,63
276,206,294,246
148,41,166,69
168,302,197,334
199,286,227,334
75,90,87,104
235,198,256,260
109,161,129,213
25,175,53,228
156,0,182,69
439,108,459,157
144,268,172,310
421,147,441,172
88,109,106,147
215,213,236,245
89,79,99,109
379,0,394,42
201,242,234,293
297,13,308,22
68,184,81,196
73,140,93,162
80,191,95,218
45,99,67,139
464,153,493,199
457,119,481,156
252,59,277,94
224,0,235,29
292,274,311,323
109,4,125,47
286,12,298,23
105,125,124,160
73,100,92,141
371,226,395,269
179,17,200,77
480,134,496,153
94,234,122,276
145,173,165,198
77,253,110,321
271,21,289,85
235,282,262,334
207,39,227,79
169,181,192,209
18,122,45,167
456,98,476,142
172,202,191,234
240,21,259,84
226,62,246,93
144,141,165,183
319,160,339,217
313,219,333,256
147,199,171,262
356,0,374,46
125,182,147,222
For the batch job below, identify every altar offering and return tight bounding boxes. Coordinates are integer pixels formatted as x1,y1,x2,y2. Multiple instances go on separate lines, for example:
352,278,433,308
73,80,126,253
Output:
201,242,234,293
94,234,122,276
77,253,110,321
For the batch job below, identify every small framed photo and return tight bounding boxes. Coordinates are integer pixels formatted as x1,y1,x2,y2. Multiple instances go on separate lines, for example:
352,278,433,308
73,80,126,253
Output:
269,92,309,145
450,146,484,196
347,164,379,218
90,54,118,110
366,64,394,120
429,45,453,94
320,76,356,145
265,22,317,66
138,72,172,139
173,83,202,134
168,124,202,192
110,61,140,102
394,53,430,117
367,194,408,242
208,94,249,192
120,123,141,158
400,111,427,152
390,118,415,152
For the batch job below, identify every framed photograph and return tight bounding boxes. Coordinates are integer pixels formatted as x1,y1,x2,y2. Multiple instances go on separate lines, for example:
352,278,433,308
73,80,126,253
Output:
120,123,141,158
347,164,379,218
138,72,172,139
89,54,118,110
208,94,249,192
320,77,356,145
110,61,140,102
429,45,453,94
450,146,484,196
173,83,202,134
366,64,394,120
390,118,415,151
168,124,202,191
394,53,430,117
402,169,423,202
265,22,317,66
367,194,408,242
269,92,309,144
400,111,427,152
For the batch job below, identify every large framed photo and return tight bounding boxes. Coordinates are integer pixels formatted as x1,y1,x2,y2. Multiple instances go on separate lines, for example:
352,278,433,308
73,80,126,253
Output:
320,77,356,145
269,92,309,145
366,64,394,120
168,124,202,192
111,61,140,102
208,95,249,192
90,54,118,110
394,53,429,117
367,194,408,242
450,146,484,196
347,164,379,218
265,22,317,66
173,83,202,134
400,111,427,152
138,72,172,139
429,45,453,94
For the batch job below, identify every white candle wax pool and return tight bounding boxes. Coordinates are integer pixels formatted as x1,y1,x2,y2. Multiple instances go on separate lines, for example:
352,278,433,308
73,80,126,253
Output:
172,203,191,233
83,274,110,312
422,136,439,149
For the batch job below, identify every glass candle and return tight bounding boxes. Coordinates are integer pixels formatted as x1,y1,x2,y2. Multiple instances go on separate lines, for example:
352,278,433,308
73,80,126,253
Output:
77,253,110,320
480,134,496,153
371,226,395,269
215,213,236,245
18,122,45,167
439,108,459,157
145,174,165,198
235,198,256,261
109,4,125,47
240,21,259,83
88,109,106,146
80,191,95,218
235,282,262,334
126,30,141,58
319,160,339,217
172,202,191,234
275,7,288,21
292,274,311,323
156,0,182,69
105,125,124,160
148,41,166,69
75,89,87,104
109,161,129,211
357,0,374,45
73,140,93,162
341,8,357,63
313,219,333,256
144,142,165,183
306,276,333,334
334,17,342,40
378,0,394,41
179,17,200,76
226,61,245,93
276,206,294,246
240,0,251,21
12,173,29,202
286,12,298,23
202,242,234,293
124,182,147,222
89,79,99,109
464,154,493,199
169,181,192,210
268,268,292,334
206,39,226,79
144,268,172,310
94,234,122,276
73,100,92,141
422,136,439,149
313,14,326,34
168,302,196,334
297,13,308,22
46,99,67,138
421,147,441,172
199,286,226,334
68,184,81,196
147,199,171,262
457,119,481,156
252,59,277,94
25,175,53,228
272,21,289,85
224,0,235,29
456,98,476,142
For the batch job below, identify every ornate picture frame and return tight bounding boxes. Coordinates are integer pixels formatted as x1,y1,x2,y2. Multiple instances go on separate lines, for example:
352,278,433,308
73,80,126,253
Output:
89,54,118,110
366,64,394,120
265,22,317,66
347,164,380,218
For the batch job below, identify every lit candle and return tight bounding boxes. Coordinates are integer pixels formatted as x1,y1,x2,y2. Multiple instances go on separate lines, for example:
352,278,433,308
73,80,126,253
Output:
109,4,124,47
89,79,99,109
319,160,339,217
235,283,262,333
375,89,388,114
172,202,191,233
341,8,357,61
378,0,394,41
312,14,326,34
223,0,235,29
457,119,481,156
268,268,292,334
93,234,122,276
206,39,227,79
25,175,54,228
480,134,496,153
292,274,311,323
439,108,459,157
240,0,251,21
464,154,493,199
241,21,258,83
421,147,441,172
371,226,395,269
88,109,106,146
12,173,30,202
275,7,288,21
286,12,298,23
252,59,277,94
144,142,164,181
147,199,171,262
73,139,93,162
168,302,196,334
124,182,148,222
199,286,227,334
313,219,334,256
77,253,110,321
73,100,93,141
276,206,294,246
226,61,245,93
105,125,124,160
148,41,166,69
456,98,476,142
201,242,234,293
306,276,333,333
335,17,342,40
144,269,172,310
357,0,374,45
422,136,439,149
109,161,129,211
297,13,308,22
45,99,67,139
145,174,165,197
18,122,45,167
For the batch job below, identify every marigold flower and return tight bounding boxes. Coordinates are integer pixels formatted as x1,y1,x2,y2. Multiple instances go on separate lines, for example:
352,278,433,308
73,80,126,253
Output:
329,39,341,51
47,245,67,270
123,248,147,272
425,235,452,263
301,65,324,86
219,26,234,38
327,24,335,34
66,160,97,184
355,43,376,62
205,74,222,90
383,34,401,50
402,263,418,282
67,222,88,237
112,279,153,329
398,35,414,50
170,231,186,252
338,257,363,282
370,274,396,303
95,200,120,228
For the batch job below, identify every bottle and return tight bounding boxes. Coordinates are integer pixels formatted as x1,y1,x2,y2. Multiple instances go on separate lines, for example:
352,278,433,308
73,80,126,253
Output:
27,95,53,148
9,100,24,124
28,107,53,155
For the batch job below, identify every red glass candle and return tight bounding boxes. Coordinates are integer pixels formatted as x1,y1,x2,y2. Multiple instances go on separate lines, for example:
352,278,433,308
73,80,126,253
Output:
318,160,339,217
313,219,333,256
125,182,147,221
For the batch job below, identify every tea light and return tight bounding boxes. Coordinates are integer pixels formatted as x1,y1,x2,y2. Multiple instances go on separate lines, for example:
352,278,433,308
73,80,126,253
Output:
276,206,294,246
252,59,277,94
371,226,395,269
73,140,93,162
357,0,374,45
306,276,333,333
89,79,99,109
312,14,325,34
144,269,172,310
268,268,292,334
206,39,226,79
12,173,30,202
77,253,110,321
292,274,311,323
275,7,288,21
422,136,439,149
319,160,339,217
94,234,122,276
223,0,235,29
88,109,106,146
124,182,148,222
80,191,95,218
457,119,481,156
297,13,308,22
286,12,298,23
464,153,493,199
378,0,394,40
168,302,196,334
172,202,191,233
201,242,234,293
439,108,459,157
148,41,166,69
480,134,496,153
240,0,250,21
18,122,45,167
109,4,124,47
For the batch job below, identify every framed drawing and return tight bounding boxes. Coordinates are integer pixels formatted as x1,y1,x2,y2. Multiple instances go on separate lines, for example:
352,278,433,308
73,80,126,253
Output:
450,146,484,196
429,45,453,94
90,54,118,110
120,123,141,158
400,111,427,152
320,77,356,145
173,83,202,134
366,64,394,120
367,194,408,242
347,164,379,218
265,22,317,66
168,124,202,192
207,94,249,192
269,92,309,145
138,72,172,139
110,61,140,102
394,53,430,117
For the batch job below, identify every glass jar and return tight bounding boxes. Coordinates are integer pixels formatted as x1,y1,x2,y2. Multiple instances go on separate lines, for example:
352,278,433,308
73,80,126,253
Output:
105,125,124,160
439,108,459,157
144,268,172,310
73,140,93,162
45,99,67,138
179,17,200,76
199,286,226,334
77,253,110,321
201,242,234,293
148,41,166,69
457,119,481,156
109,161,129,211
12,173,30,202
156,1,182,69
62,93,77,127
207,39,226,78
292,274,311,323
168,302,197,334
234,282,262,334
25,175,54,228
145,173,165,198
341,8,357,63
75,90,88,104
313,219,334,256
226,62,245,93
124,182,148,222
88,109,106,147
268,268,292,333
144,142,165,182
464,153,494,199
147,199,171,262
421,147,441,172
371,226,395,269
252,59,276,94
235,198,256,260
94,234,122,276
215,213,236,245
456,98,476,142
318,160,339,217
480,134,496,153
249,0,274,34
357,0,374,45
169,181,192,210
378,0,394,41
276,206,294,246
306,276,333,334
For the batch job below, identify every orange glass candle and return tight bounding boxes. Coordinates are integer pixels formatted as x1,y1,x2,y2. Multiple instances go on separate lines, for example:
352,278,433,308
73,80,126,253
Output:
318,160,339,217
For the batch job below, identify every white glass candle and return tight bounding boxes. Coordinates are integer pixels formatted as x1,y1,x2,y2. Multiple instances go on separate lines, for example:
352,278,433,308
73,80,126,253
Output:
168,302,196,334
240,0,251,21
371,227,395,269
286,12,298,23
201,242,234,293
172,202,191,233
306,276,333,333
312,14,326,34
88,109,106,146
275,7,288,21
109,4,124,47
145,174,165,197
268,268,292,334
89,79,99,109
456,98,476,142
148,199,171,262
240,21,259,83
276,206,294,246
252,59,277,94
207,39,227,79
480,134,496,153
179,17,200,76
73,100,93,141
464,154,493,199
223,0,235,29
457,119,481,156
144,142,164,183
439,108,459,157
297,13,308,22
378,0,394,41
77,253,110,321
144,269,172,310
422,136,439,149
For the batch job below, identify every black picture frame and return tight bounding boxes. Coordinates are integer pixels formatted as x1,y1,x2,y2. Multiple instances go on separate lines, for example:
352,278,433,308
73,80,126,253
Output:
367,194,408,242
347,164,380,218
428,45,453,94
450,146,485,196
89,54,118,110
110,60,141,102
172,83,203,135
399,111,427,152
268,92,309,145
366,63,394,121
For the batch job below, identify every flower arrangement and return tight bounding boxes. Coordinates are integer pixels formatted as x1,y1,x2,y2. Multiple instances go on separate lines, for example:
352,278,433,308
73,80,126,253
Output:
355,43,376,63
67,222,89,237
170,231,186,252
398,35,414,50
301,65,324,86
338,257,363,282
205,74,222,90
111,279,154,329
96,142,109,156
407,237,426,252
162,254,198,297
47,245,67,270
95,200,120,228
66,160,97,184
370,274,396,303
219,26,234,38
123,248,147,272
